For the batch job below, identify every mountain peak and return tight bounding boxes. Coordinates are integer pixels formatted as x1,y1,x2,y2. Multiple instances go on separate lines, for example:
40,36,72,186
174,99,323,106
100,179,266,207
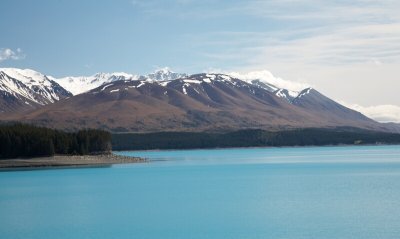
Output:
55,72,137,95
296,87,314,98
93,72,135,80
0,68,48,84
0,68,71,112
146,68,187,81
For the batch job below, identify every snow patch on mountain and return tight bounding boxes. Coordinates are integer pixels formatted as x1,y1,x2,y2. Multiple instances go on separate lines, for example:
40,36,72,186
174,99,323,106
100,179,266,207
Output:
52,68,186,95
183,79,202,84
159,81,170,87
52,72,138,95
204,70,309,101
100,83,114,91
276,88,302,102
296,87,313,99
146,67,187,81
0,68,71,105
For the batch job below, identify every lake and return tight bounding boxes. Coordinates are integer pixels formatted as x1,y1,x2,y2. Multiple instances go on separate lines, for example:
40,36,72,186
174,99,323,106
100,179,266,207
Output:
1,145,400,239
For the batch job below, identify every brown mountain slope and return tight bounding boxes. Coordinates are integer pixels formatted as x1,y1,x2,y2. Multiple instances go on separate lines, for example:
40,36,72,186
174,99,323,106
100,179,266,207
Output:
9,74,383,132
291,88,389,131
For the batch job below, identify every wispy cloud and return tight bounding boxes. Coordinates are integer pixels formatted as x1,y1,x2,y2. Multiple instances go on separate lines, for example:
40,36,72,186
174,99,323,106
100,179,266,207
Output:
173,1,399,68
130,0,400,66
84,63,93,69
193,24,400,70
343,103,400,123
129,0,400,68
0,48,25,62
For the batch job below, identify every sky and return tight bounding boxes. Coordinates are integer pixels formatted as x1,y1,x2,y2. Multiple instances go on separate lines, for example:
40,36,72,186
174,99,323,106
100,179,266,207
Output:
1,0,400,122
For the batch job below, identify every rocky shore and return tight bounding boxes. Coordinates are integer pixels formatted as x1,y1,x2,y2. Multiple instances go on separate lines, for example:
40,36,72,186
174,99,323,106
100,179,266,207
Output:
0,153,146,169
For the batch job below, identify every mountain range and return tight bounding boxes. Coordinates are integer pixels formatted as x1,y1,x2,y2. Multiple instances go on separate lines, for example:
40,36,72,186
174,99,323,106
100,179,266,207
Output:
0,67,396,133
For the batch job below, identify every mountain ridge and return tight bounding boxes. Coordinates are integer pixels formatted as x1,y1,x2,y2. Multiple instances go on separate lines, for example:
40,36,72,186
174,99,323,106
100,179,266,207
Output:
0,67,396,133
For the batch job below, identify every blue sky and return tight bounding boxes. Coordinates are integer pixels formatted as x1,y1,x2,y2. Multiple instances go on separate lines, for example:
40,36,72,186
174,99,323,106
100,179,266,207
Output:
1,0,400,120
2,0,281,75
2,0,396,76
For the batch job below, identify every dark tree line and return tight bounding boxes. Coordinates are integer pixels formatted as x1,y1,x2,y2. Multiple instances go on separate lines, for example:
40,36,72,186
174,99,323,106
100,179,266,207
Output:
112,128,400,150
0,123,111,159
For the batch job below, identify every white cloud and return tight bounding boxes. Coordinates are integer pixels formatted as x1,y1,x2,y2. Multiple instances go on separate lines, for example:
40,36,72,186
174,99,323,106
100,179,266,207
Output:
0,48,25,62
227,70,310,92
204,68,310,92
196,21,400,70
342,103,400,123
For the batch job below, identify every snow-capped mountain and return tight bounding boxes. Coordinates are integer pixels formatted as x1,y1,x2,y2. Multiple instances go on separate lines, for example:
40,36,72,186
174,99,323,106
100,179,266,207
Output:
88,72,310,104
51,68,186,95
1,67,390,133
144,67,187,82
51,72,138,95
0,67,338,117
0,68,71,113
3,67,306,102
13,72,382,133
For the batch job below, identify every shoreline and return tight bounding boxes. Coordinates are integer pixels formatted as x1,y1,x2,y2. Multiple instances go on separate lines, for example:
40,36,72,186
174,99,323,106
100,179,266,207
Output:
0,153,146,170
115,143,399,153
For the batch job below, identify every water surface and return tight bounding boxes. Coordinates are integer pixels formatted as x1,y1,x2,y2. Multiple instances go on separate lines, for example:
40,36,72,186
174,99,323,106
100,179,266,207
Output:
1,145,400,239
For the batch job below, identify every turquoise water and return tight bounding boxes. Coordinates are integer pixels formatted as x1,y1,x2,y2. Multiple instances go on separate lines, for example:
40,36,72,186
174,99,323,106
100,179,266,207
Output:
1,146,400,239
